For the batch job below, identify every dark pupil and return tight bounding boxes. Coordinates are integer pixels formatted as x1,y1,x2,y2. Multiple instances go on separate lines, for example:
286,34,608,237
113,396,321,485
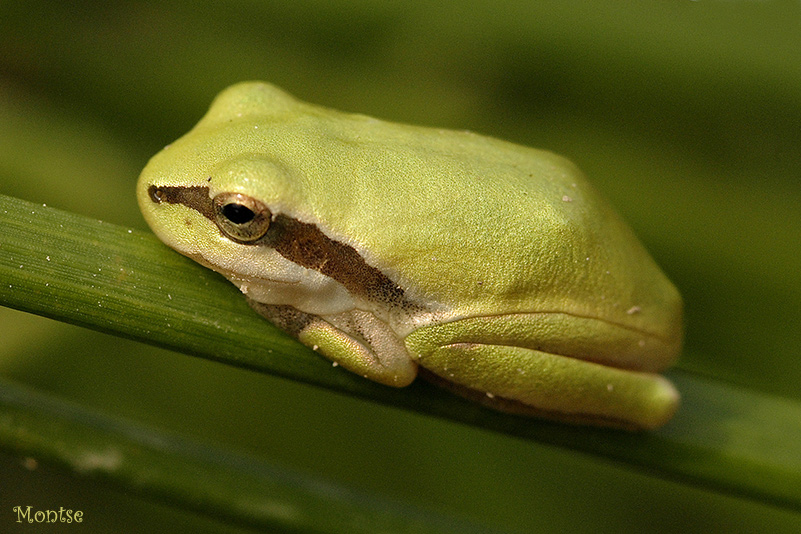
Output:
223,203,255,224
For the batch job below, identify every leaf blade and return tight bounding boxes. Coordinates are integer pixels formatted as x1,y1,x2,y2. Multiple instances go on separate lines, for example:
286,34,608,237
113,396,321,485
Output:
1,193,800,514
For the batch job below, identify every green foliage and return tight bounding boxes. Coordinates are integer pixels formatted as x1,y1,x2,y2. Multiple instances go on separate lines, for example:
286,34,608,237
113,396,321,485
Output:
2,1,800,532
2,194,801,525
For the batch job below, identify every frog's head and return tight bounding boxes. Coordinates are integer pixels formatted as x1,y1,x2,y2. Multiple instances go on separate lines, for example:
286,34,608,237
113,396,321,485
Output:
137,84,360,315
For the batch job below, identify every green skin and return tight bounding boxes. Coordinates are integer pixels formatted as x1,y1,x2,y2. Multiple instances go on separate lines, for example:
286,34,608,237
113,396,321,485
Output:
138,82,683,430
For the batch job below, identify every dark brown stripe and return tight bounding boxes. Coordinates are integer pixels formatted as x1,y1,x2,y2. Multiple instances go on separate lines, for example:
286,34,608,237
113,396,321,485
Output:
148,184,413,309
148,185,215,220
265,214,410,309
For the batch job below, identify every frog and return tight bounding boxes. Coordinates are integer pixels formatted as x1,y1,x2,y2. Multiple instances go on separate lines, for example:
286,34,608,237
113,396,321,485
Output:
137,81,683,430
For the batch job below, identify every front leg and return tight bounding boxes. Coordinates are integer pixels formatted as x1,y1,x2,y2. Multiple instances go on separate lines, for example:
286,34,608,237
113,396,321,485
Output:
248,300,417,387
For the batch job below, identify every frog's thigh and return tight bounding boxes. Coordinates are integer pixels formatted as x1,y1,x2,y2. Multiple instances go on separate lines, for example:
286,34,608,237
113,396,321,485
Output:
412,341,678,430
248,300,417,388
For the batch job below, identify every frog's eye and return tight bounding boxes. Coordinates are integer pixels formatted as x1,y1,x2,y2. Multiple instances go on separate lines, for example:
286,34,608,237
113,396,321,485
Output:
212,192,272,242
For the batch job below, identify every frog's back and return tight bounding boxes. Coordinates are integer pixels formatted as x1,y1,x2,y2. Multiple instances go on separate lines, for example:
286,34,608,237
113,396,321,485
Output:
188,82,681,346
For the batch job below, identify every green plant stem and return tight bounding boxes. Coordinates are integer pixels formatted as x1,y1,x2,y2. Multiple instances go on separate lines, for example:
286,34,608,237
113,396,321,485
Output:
1,193,800,516
0,376,498,533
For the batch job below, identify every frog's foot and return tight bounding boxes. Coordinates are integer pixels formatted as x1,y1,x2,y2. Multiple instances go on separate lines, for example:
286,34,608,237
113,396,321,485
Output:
248,301,417,387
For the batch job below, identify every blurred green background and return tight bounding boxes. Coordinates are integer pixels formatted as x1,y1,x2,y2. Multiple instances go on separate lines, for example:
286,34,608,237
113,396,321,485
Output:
2,1,801,532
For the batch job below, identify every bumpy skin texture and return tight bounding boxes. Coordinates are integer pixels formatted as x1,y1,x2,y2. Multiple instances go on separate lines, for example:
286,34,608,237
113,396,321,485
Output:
138,82,683,430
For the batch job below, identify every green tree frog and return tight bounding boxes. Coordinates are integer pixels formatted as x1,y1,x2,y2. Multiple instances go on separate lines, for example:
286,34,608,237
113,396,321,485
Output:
138,82,682,430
